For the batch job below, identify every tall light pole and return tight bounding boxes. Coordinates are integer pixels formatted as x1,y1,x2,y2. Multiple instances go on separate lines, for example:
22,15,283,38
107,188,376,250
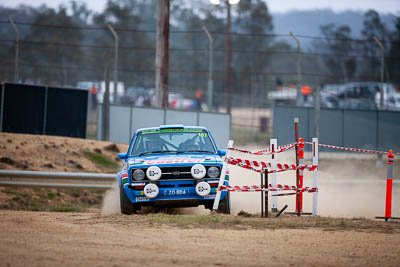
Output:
8,17,19,83
290,32,302,106
107,24,119,104
373,36,384,110
203,26,214,111
226,2,232,114
209,0,240,114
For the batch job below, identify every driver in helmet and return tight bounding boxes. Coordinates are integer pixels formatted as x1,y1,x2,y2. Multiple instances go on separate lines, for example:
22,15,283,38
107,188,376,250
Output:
145,135,162,152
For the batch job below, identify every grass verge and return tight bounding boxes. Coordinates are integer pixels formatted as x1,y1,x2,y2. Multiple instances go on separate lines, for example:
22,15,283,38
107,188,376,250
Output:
51,206,77,212
1,187,104,212
83,150,119,169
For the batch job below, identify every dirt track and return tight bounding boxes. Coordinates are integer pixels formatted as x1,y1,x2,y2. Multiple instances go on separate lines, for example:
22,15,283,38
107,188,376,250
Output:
2,133,400,266
1,210,400,267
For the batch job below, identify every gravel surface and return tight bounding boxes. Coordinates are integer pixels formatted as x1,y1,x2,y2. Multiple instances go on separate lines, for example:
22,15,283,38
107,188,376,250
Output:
1,210,400,267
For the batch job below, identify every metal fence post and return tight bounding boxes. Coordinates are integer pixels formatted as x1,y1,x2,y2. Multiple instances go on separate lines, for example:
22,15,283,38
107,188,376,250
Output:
103,60,111,141
373,36,384,110
314,86,320,138
203,26,214,111
107,24,119,104
290,32,302,106
8,17,19,83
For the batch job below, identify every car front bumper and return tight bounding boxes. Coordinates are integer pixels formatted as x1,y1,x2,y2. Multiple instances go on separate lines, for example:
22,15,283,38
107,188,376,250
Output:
123,179,227,205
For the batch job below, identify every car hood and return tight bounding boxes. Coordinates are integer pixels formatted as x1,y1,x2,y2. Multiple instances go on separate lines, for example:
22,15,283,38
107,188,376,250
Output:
128,154,222,167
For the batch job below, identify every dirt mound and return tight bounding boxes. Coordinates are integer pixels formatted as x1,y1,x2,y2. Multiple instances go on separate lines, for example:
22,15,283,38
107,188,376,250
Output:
0,133,129,212
0,132,129,173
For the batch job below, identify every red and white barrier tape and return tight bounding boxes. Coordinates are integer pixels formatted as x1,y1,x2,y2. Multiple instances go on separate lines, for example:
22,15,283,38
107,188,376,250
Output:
228,143,296,156
305,142,399,155
271,192,297,197
226,157,318,173
230,141,398,156
255,143,296,155
219,185,318,193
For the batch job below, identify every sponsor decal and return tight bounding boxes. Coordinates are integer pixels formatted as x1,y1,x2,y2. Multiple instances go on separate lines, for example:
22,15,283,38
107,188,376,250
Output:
129,162,144,166
122,178,128,185
141,128,203,135
129,156,221,166
142,158,220,165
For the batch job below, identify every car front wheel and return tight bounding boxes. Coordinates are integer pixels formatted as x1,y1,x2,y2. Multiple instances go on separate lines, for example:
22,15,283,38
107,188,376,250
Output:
120,184,140,214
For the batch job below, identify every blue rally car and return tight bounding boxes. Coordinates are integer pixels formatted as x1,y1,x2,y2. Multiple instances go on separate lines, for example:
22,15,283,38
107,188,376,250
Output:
117,125,230,214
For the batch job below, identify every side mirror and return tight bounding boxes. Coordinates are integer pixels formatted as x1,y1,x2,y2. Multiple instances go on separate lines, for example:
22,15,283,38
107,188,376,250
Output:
217,149,226,156
118,153,128,160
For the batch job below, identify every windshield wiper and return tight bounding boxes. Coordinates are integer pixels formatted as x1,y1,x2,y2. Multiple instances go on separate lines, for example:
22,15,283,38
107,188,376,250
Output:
138,150,177,156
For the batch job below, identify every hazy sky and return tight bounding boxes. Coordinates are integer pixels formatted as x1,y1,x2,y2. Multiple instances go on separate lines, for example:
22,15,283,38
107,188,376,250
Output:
2,0,400,14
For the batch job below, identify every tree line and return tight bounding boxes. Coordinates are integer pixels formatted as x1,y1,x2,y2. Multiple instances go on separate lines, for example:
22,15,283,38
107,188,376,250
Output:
1,0,399,98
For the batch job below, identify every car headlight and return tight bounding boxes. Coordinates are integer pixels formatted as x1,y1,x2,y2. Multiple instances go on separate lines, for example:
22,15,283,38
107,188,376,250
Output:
146,166,162,181
132,169,145,181
191,164,206,179
207,167,220,178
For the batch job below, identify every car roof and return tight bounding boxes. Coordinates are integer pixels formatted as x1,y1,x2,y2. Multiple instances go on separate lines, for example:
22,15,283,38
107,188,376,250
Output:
135,125,208,133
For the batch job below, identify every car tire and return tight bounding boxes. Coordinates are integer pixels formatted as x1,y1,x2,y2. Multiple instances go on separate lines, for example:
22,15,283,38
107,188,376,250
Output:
120,184,140,215
217,192,230,214
204,202,213,211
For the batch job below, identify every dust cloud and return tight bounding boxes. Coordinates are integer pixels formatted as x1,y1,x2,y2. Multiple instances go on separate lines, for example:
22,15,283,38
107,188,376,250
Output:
101,148,400,218
101,182,120,215
228,147,400,218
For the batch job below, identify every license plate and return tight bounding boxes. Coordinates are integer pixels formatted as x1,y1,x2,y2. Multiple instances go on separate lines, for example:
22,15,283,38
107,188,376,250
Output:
165,189,187,196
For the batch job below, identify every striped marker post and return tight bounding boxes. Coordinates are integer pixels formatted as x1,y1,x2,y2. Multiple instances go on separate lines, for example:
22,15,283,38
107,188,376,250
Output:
385,150,394,220
296,138,304,214
312,138,319,216
376,150,400,221
270,139,278,212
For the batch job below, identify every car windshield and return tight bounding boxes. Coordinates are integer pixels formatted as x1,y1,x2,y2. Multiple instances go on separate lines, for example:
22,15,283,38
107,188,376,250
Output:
130,128,216,156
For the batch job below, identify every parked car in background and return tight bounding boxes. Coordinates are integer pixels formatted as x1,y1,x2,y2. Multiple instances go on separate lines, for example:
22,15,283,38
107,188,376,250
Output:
336,82,378,109
320,82,398,110
267,86,297,105
120,87,154,106
373,83,397,109
320,84,345,108
168,92,184,109
393,93,400,110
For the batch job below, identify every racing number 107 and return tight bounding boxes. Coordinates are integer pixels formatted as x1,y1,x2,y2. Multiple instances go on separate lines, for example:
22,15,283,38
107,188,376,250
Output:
198,133,208,137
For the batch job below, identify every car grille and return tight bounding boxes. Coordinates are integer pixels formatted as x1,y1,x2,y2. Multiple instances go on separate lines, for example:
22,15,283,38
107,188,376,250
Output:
160,166,193,180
